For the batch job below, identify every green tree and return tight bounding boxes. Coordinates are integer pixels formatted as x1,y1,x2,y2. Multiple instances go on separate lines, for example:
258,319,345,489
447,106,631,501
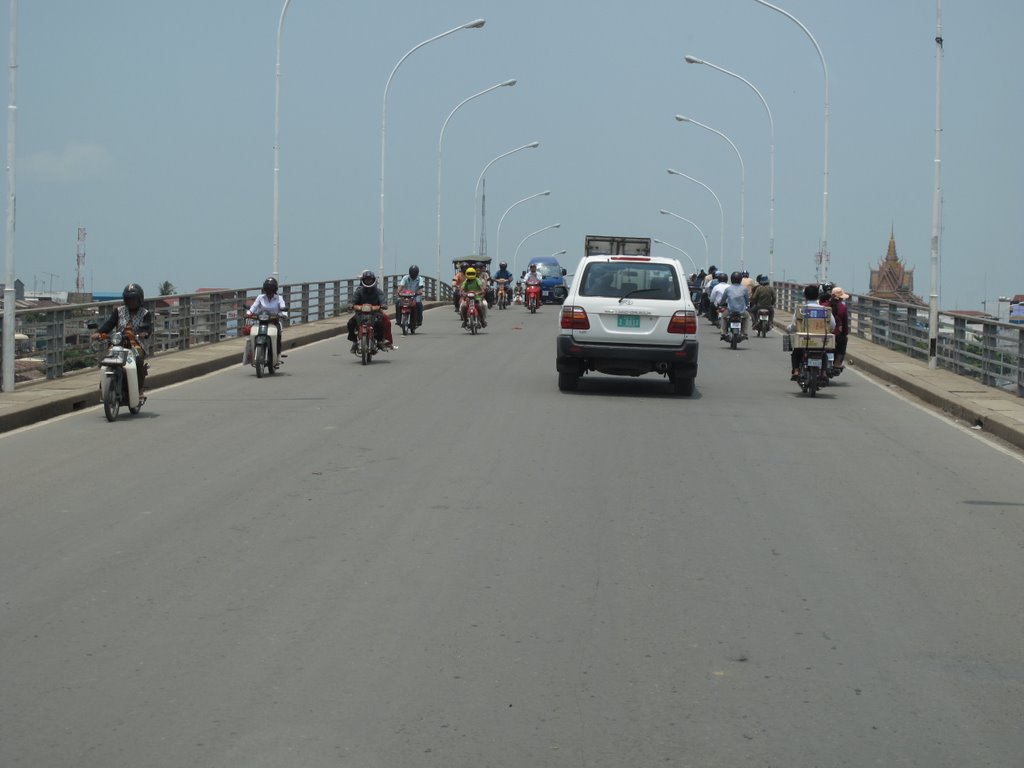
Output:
158,281,177,296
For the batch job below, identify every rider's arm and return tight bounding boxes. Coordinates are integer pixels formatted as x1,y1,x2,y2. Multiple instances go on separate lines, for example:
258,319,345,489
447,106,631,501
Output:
97,308,118,335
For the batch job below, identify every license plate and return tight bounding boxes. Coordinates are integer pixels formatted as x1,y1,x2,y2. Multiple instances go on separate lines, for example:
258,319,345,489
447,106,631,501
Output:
730,322,741,330
617,315,641,328
807,358,823,368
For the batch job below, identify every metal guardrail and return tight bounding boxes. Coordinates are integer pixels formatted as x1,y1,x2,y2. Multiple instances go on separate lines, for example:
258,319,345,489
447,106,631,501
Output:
776,281,1023,397
3,276,453,383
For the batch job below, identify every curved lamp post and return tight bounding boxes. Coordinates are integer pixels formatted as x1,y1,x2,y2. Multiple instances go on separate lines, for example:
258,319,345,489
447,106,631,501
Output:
513,223,560,276
676,115,745,271
685,55,774,283
436,78,517,286
550,249,567,258
378,18,486,279
667,169,724,268
495,190,550,271
271,0,292,281
472,141,540,253
652,238,698,274
753,0,829,280
659,209,709,270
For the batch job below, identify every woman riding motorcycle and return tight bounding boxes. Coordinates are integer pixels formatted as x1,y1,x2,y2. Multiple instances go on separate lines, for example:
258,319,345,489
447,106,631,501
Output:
247,276,288,362
92,282,153,396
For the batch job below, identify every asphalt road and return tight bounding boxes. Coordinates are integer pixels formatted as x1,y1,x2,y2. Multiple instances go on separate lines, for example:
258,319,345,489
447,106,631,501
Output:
2,303,1022,767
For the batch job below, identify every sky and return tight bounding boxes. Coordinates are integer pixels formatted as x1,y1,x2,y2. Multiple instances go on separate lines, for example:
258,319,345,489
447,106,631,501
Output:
2,0,1021,311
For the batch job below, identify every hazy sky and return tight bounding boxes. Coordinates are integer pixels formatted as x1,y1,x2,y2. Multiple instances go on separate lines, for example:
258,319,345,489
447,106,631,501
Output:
3,1,1020,310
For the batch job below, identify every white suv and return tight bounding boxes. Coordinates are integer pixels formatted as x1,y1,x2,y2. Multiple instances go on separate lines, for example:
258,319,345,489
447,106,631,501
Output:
556,254,699,395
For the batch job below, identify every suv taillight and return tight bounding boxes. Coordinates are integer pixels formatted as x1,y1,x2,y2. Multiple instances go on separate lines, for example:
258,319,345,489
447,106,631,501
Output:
667,310,697,334
560,306,590,330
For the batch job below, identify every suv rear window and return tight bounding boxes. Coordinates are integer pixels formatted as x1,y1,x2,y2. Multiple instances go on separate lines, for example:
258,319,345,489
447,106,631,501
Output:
578,262,680,300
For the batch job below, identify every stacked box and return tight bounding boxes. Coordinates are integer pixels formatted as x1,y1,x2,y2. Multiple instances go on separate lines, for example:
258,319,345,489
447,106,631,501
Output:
793,305,835,350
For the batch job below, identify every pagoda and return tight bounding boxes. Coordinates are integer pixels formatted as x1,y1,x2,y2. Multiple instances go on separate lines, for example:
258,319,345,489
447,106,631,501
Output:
869,228,926,306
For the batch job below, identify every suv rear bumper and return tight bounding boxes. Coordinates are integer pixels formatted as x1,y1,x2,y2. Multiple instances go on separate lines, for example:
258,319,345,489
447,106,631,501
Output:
557,336,699,375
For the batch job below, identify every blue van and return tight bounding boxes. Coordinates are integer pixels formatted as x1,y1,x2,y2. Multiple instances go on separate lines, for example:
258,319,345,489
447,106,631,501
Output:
523,255,568,303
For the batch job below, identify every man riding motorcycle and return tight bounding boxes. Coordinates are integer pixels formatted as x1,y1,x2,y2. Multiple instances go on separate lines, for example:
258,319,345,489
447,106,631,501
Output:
92,282,153,397
492,260,514,306
395,264,425,328
748,273,777,326
719,271,750,340
247,276,288,363
347,270,391,352
459,267,488,328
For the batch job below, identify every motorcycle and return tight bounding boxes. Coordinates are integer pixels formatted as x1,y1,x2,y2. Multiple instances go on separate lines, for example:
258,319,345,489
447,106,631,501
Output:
524,278,542,314
795,348,831,397
353,303,386,364
753,308,772,337
90,328,145,422
462,291,482,335
495,278,510,310
723,311,745,350
244,311,282,378
512,281,524,306
396,289,420,335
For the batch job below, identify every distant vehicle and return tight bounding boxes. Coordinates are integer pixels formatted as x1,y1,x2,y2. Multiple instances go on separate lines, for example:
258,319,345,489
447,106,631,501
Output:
523,255,567,304
556,235,699,395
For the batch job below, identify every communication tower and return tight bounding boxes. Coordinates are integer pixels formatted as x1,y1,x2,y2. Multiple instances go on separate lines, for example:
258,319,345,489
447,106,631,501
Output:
76,228,87,293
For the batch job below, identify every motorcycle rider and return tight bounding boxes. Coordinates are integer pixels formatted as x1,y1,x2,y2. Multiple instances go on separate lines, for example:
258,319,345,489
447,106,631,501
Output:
347,270,391,352
492,260,514,305
395,264,425,328
452,261,468,311
708,271,729,321
719,270,750,340
247,276,288,363
788,283,836,379
92,282,153,397
749,273,777,326
459,267,488,328
740,270,755,297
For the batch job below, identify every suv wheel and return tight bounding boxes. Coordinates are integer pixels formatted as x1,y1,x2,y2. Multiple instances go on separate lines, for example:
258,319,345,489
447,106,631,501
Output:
558,371,580,392
671,374,695,396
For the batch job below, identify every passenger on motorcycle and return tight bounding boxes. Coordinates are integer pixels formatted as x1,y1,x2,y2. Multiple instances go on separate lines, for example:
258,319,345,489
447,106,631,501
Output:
740,270,755,297
459,267,488,328
708,271,729,309
749,273,777,325
92,282,153,396
347,270,392,352
787,283,836,379
828,285,851,370
719,271,750,340
395,264,425,328
452,262,468,310
247,276,288,362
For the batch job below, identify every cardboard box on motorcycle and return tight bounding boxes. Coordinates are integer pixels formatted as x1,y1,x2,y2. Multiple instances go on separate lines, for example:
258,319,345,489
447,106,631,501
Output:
791,306,835,350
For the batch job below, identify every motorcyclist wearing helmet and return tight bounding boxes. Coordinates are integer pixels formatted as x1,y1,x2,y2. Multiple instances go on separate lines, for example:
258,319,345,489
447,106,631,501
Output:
92,282,153,396
459,267,488,328
247,276,288,363
395,264,425,328
740,270,755,296
492,260,514,305
719,271,750,340
708,270,729,313
347,270,391,352
748,273,777,326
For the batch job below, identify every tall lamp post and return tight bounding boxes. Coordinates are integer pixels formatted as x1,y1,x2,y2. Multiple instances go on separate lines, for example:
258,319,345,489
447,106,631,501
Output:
271,0,292,281
927,0,943,369
495,191,551,273
684,55,774,283
3,0,18,393
676,115,745,272
472,141,540,254
513,223,560,276
652,238,697,274
667,169,724,268
753,0,829,281
659,210,709,270
436,78,517,287
378,18,486,279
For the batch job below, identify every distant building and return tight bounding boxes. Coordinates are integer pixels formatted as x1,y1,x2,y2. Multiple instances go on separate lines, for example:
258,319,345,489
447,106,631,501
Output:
868,229,926,306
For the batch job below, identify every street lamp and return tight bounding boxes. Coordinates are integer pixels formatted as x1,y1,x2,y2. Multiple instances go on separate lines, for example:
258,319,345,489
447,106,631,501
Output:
685,55,774,283
3,0,19,393
513,223,560,276
436,78,517,287
271,0,292,281
676,115,745,271
928,0,944,369
550,249,567,258
472,141,540,254
667,169,724,268
753,0,829,281
659,209,709,270
495,191,551,272
378,18,486,279
652,238,698,274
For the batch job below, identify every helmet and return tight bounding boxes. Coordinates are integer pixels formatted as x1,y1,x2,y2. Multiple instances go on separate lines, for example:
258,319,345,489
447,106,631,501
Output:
819,282,834,300
408,265,419,279
804,283,820,300
122,283,144,310
465,267,477,278
459,262,468,271
499,261,507,270
757,274,769,286
262,276,278,296
360,270,377,287
730,271,742,284
741,271,749,278
528,263,537,271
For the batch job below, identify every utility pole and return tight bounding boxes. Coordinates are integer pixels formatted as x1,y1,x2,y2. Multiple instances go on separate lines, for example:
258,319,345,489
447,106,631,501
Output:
75,227,86,294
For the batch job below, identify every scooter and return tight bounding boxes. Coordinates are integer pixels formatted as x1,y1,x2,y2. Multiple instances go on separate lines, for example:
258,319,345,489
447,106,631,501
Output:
462,291,482,335
753,308,772,337
396,289,420,335
512,281,524,306
722,311,746,350
353,303,385,365
796,349,831,397
91,327,145,422
495,278,510,310
244,312,282,378
524,278,542,314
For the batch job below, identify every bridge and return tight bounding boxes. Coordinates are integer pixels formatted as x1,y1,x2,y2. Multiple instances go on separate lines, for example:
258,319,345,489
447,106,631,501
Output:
2,286,1023,765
